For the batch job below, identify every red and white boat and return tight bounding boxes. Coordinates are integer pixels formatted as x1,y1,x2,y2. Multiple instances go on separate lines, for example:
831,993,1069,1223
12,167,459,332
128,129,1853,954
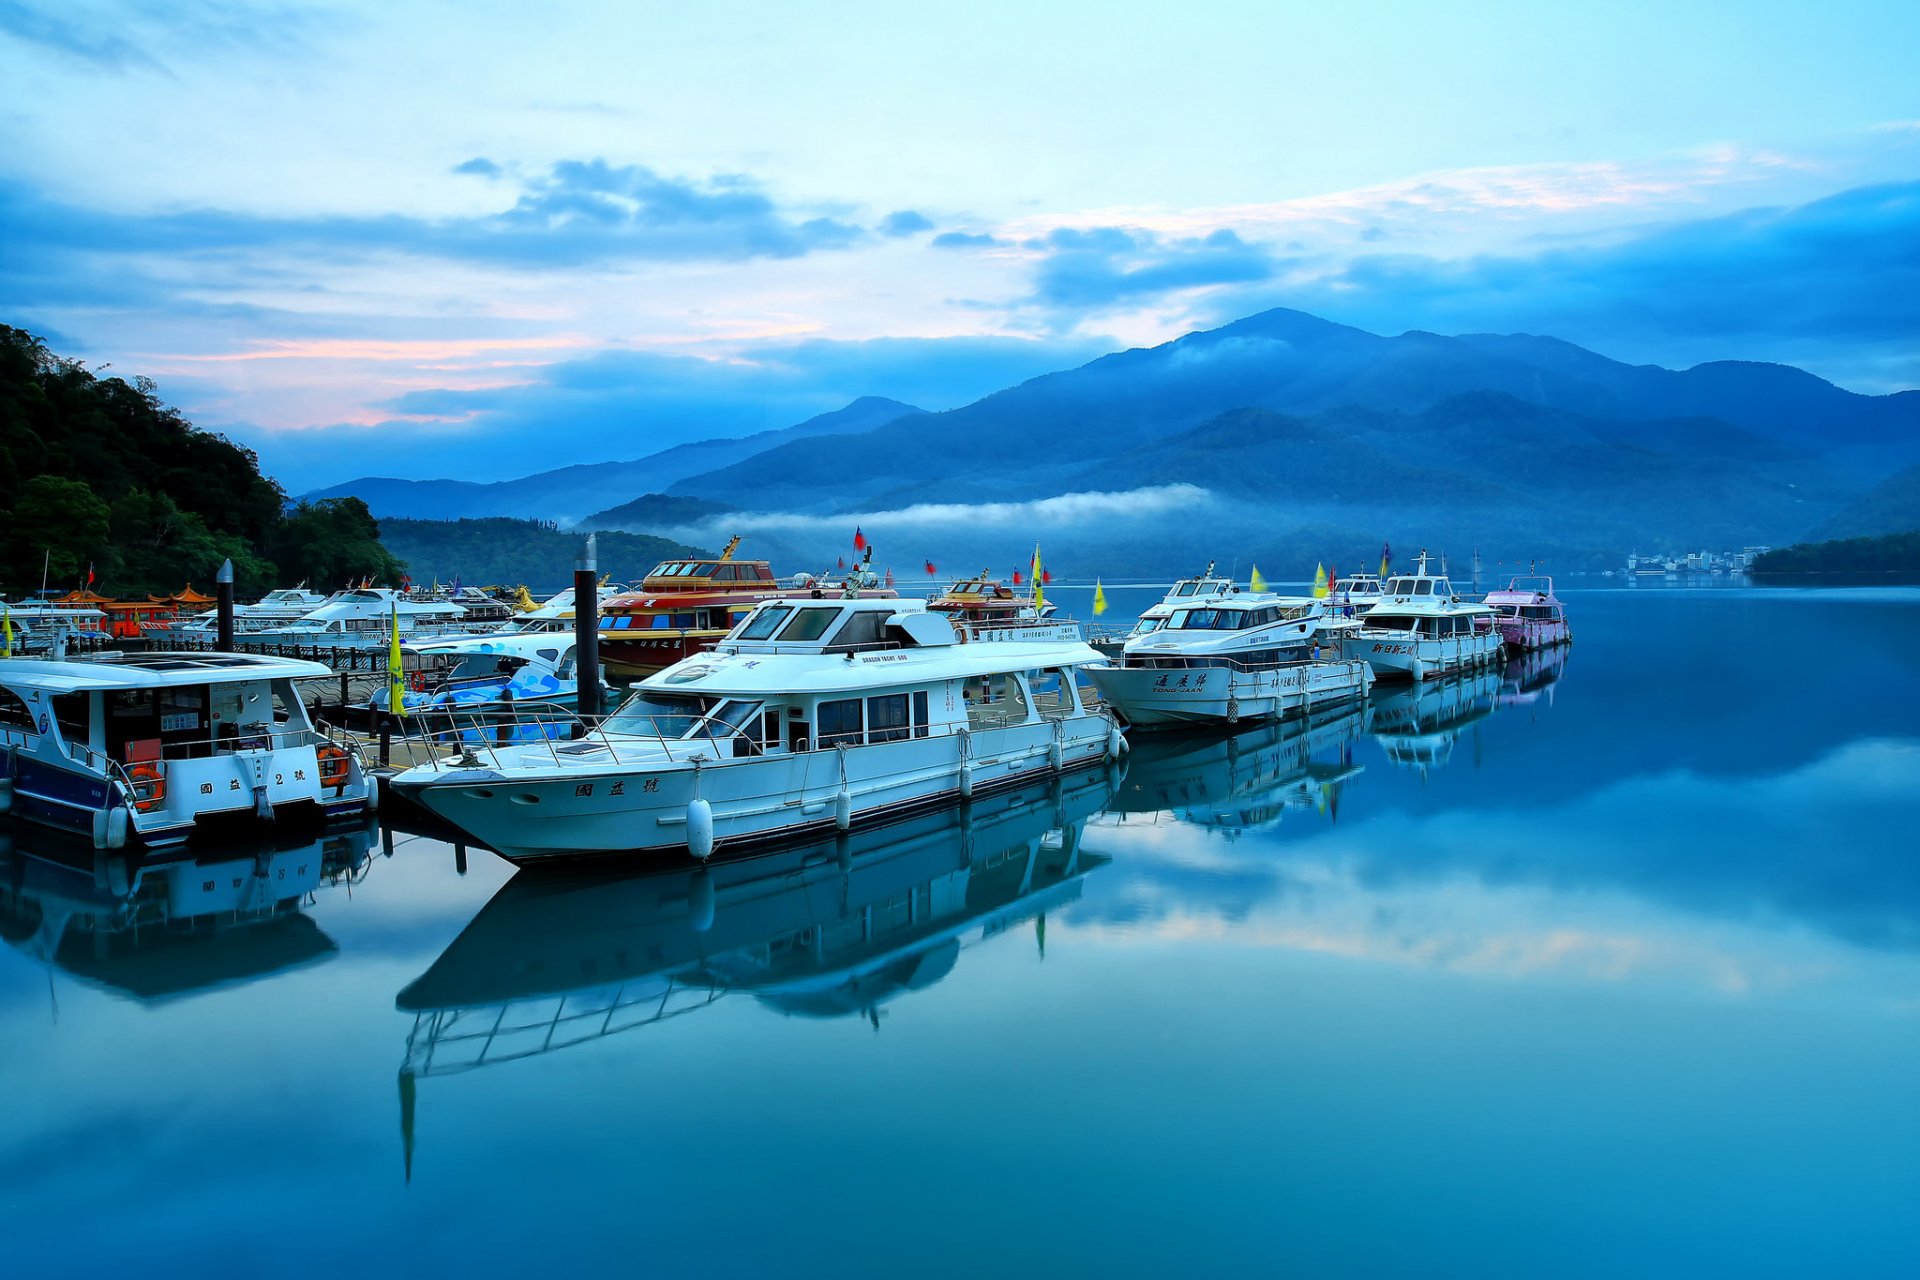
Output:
1481,575,1571,650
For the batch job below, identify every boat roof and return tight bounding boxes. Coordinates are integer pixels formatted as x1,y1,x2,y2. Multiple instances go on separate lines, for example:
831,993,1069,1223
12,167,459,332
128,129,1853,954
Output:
403,632,573,658
0,651,333,691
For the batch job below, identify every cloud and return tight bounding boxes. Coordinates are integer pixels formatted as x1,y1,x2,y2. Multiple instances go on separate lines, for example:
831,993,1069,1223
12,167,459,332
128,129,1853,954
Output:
0,0,158,68
670,483,1209,539
452,157,502,178
878,209,933,237
1029,225,1286,310
931,231,1004,250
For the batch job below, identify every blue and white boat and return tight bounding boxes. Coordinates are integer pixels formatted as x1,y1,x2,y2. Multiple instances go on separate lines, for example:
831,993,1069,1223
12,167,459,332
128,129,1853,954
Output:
0,651,376,849
369,631,607,718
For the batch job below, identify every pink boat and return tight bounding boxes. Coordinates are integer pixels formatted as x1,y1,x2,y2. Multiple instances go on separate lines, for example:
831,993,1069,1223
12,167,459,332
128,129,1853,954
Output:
1481,575,1571,649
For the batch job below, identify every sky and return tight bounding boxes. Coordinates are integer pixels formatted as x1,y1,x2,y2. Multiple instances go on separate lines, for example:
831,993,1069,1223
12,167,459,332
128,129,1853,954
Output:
2,0,1917,490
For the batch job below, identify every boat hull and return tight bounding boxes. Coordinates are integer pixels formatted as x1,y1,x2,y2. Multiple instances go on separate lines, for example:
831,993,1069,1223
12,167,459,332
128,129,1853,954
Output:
1342,630,1503,681
1494,618,1572,649
1085,660,1373,728
391,714,1118,865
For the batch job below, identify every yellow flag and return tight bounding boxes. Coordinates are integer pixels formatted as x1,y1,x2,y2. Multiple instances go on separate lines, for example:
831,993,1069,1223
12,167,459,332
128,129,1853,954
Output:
1379,552,1390,579
2,606,12,658
387,605,408,717
1031,542,1044,611
1312,563,1328,598
1249,565,1267,593
1092,579,1108,616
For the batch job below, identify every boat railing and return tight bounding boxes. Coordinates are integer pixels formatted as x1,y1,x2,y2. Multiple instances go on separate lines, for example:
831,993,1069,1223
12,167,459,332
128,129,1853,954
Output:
1109,651,1361,676
384,704,773,774
149,726,335,760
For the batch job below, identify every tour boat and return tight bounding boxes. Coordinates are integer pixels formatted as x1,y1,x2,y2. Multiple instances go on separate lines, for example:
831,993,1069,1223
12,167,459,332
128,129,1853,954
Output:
395,769,1113,1084
389,595,1124,865
369,631,608,718
248,587,476,649
1481,575,1572,649
0,651,377,849
2,600,112,654
0,819,374,1001
598,538,898,680
1340,552,1502,681
1105,704,1367,836
1365,667,1501,773
1091,563,1240,656
1331,572,1386,611
926,573,1083,643
1085,592,1372,728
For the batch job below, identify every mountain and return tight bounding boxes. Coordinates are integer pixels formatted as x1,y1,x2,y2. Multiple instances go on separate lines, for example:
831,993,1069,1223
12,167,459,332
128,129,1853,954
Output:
575,492,737,531
376,518,710,591
663,309,1914,516
306,396,922,523
1807,463,1920,540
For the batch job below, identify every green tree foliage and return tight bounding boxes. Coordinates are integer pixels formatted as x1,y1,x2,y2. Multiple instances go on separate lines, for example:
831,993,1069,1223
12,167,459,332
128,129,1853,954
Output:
1751,531,1920,575
0,325,300,596
271,499,407,590
378,517,708,591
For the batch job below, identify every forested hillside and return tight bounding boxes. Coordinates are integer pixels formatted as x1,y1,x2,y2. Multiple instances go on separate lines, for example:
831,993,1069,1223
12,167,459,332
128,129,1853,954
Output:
377,518,709,590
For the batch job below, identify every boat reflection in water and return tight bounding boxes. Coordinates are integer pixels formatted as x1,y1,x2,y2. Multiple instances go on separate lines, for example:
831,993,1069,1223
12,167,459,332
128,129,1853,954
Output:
397,766,1115,1086
0,820,375,1003
1497,643,1572,713
1366,666,1503,773
1102,705,1368,836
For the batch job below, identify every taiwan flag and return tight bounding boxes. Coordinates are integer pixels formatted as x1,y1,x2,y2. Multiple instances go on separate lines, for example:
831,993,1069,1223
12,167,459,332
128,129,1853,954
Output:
924,560,937,576
853,526,867,552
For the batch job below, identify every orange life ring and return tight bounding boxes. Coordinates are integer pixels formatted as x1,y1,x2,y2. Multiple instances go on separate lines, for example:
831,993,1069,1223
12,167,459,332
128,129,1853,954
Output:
316,743,351,791
126,761,167,812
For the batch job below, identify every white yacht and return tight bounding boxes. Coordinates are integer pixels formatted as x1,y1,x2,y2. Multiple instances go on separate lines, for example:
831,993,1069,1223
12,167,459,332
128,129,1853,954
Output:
3,602,111,654
1340,552,1502,681
1085,593,1372,728
1091,564,1240,657
166,586,333,640
249,587,477,649
1331,572,1386,612
0,651,376,849
389,596,1124,865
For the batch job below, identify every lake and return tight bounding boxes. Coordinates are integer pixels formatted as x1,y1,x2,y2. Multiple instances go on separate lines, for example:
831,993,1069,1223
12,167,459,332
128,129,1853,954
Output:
3,585,1917,1277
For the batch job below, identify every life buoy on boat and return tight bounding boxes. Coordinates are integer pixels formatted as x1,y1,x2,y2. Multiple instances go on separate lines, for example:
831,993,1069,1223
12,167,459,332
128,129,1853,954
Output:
126,762,167,813
316,743,351,792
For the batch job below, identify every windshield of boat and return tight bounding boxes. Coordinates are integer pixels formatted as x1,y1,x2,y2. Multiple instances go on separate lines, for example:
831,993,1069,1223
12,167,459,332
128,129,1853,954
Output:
602,692,708,738
1129,617,1166,636
1168,607,1249,630
735,605,794,640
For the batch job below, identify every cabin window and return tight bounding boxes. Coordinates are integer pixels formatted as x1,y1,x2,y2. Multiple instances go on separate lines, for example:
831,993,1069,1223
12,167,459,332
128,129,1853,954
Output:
867,694,911,743
603,692,706,738
817,698,863,748
0,689,35,737
913,691,930,738
52,691,90,745
711,565,738,582
829,610,887,650
738,606,792,640
759,709,783,751
777,608,839,643
1414,581,1432,595
1030,668,1079,718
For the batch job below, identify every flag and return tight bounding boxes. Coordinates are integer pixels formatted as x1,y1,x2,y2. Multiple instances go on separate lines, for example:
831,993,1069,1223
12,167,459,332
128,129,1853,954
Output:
924,560,937,576
884,566,896,587
853,526,867,552
1031,543,1045,610
1249,565,1267,593
2,606,11,659
1012,570,1023,585
1312,563,1328,598
1380,542,1391,578
450,576,461,594
387,606,408,718
837,555,846,570
1093,579,1108,616
1328,564,1339,595
1042,568,1053,585
85,563,95,587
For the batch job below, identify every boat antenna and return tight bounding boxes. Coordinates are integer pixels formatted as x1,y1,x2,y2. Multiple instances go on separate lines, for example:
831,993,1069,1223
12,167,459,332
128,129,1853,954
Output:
39,547,50,601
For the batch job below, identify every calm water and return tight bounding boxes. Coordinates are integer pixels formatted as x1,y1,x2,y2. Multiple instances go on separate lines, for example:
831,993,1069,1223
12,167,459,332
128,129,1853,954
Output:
4,586,1918,1278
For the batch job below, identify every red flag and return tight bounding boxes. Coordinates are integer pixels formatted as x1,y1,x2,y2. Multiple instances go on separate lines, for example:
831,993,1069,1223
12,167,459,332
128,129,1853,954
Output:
1012,570,1023,585
837,555,846,570
924,560,937,576
1041,568,1053,585
884,566,896,587
86,563,95,586
853,526,867,551
1328,564,1338,591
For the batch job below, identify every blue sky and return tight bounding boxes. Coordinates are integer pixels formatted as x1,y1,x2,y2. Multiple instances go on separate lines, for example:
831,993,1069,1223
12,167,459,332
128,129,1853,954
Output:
2,0,1917,488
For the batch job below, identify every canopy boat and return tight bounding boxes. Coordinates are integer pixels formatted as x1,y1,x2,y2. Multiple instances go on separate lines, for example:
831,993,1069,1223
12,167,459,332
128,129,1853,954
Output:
598,538,896,680
1103,704,1367,836
926,573,1082,643
368,631,608,718
1366,667,1501,773
389,595,1124,865
1085,592,1371,728
0,651,376,849
396,769,1112,1071
0,819,373,1003
1339,552,1502,681
248,587,477,649
1481,575,1572,649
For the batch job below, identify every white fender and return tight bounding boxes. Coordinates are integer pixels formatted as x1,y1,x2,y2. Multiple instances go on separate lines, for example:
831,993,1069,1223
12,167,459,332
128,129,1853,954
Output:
959,761,974,799
1048,739,1063,771
834,788,852,831
105,805,129,850
1106,724,1128,758
1408,657,1427,682
687,868,715,933
364,772,381,813
685,797,714,860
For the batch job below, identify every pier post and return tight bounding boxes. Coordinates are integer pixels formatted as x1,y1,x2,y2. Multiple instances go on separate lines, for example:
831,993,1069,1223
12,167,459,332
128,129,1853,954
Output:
215,559,235,652
573,533,602,731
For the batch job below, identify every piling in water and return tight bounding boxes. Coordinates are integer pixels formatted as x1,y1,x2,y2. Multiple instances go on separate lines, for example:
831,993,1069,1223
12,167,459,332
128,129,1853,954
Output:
574,533,602,727
215,558,235,652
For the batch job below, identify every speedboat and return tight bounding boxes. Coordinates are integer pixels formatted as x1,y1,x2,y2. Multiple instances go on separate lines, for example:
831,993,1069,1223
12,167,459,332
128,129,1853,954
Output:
1085,592,1371,728
598,538,896,680
0,651,376,849
926,573,1083,643
1340,552,1502,681
1481,575,1572,649
389,595,1124,865
165,586,333,641
369,631,608,718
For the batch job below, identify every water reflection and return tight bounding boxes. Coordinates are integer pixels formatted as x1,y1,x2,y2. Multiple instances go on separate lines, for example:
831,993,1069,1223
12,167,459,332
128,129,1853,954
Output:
398,766,1117,1077
0,821,375,1002
1108,705,1367,835
1366,667,1504,773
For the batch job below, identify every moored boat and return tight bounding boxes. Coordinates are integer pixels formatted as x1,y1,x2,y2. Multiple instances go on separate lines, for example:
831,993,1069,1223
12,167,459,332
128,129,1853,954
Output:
926,573,1083,643
1085,592,1371,728
0,651,376,849
369,631,608,718
1340,552,1502,681
1481,575,1572,649
389,595,1123,865
248,587,477,649
1090,563,1239,657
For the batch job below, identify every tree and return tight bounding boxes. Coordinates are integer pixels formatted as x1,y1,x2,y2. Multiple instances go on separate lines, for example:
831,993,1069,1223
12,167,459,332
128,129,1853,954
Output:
2,476,110,592
271,498,406,588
